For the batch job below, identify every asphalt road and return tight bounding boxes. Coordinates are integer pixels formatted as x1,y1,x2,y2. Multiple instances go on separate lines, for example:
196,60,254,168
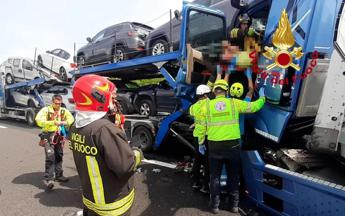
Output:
0,119,240,216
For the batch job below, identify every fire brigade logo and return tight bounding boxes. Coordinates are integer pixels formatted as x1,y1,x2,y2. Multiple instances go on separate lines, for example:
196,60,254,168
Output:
262,9,304,71
215,101,226,111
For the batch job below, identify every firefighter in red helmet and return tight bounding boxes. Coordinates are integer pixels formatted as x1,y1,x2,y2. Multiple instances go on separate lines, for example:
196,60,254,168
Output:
68,74,143,216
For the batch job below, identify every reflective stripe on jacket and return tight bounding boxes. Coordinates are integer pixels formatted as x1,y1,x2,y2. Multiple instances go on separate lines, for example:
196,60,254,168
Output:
69,116,138,216
202,95,265,141
35,105,74,132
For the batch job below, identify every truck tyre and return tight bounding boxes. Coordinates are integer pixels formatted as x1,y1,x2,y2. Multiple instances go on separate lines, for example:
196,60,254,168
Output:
138,99,156,116
5,73,14,85
133,126,153,152
26,109,36,127
151,39,168,56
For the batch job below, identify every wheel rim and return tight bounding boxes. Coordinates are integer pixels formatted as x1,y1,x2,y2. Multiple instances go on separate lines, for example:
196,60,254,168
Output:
113,49,124,62
6,75,13,84
140,103,150,116
78,56,85,65
139,132,149,148
59,67,67,81
152,43,165,55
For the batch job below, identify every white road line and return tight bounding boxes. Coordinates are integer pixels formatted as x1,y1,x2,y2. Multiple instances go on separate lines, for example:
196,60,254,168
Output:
0,125,7,129
142,159,177,169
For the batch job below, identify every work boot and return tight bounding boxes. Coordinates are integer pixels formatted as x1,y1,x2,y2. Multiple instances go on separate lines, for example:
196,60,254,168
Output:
211,207,220,214
230,207,239,213
46,180,54,190
209,201,220,214
200,184,209,194
192,182,201,189
55,175,69,182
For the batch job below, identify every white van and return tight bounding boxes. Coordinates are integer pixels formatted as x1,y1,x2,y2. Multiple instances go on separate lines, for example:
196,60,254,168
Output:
1,57,43,85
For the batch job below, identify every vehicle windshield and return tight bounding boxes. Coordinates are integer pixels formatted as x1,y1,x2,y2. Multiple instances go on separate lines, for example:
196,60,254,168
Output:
187,9,225,50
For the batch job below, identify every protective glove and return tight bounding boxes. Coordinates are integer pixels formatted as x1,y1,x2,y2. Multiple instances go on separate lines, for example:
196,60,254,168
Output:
244,68,252,79
244,96,251,102
259,87,265,97
132,147,144,168
199,144,206,155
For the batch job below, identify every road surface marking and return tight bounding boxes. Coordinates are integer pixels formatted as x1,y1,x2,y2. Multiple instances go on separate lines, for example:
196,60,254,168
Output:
0,125,7,129
142,159,176,169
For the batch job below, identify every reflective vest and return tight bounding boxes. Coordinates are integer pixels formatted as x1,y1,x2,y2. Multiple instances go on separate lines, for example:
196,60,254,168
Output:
205,95,265,141
189,98,209,141
35,105,74,132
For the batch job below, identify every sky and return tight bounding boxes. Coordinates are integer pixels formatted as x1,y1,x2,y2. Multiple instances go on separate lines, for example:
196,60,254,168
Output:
0,0,183,63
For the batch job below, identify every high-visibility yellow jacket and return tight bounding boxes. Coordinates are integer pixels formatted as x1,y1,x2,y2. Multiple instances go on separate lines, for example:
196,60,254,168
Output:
200,95,265,142
189,98,209,142
35,105,74,132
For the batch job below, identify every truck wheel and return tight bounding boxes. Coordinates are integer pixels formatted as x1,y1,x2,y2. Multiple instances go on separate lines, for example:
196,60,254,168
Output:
133,126,153,152
138,99,156,116
151,39,168,56
26,109,36,127
5,73,14,85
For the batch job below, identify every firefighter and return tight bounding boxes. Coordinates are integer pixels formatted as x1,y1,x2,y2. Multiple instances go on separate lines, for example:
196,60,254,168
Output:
230,13,256,50
35,94,74,190
69,74,143,216
199,79,265,214
190,84,211,193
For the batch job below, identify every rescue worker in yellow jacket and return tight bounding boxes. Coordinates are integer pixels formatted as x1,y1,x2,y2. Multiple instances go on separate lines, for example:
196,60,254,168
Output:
230,13,256,50
35,94,74,190
190,84,211,193
69,74,143,216
199,79,265,214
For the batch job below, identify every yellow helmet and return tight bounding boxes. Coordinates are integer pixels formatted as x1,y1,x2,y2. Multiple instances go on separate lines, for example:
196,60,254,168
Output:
213,79,229,91
230,82,244,98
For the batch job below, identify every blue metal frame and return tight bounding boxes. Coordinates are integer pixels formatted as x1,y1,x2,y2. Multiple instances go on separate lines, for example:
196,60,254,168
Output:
77,51,180,75
243,0,345,214
4,78,45,90
242,151,345,216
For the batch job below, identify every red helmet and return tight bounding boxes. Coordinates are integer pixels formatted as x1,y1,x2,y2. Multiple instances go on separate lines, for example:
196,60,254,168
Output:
73,74,115,112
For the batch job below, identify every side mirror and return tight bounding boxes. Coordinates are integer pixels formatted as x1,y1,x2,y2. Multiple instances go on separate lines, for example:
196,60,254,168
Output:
174,10,181,20
46,50,51,54
86,37,92,43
